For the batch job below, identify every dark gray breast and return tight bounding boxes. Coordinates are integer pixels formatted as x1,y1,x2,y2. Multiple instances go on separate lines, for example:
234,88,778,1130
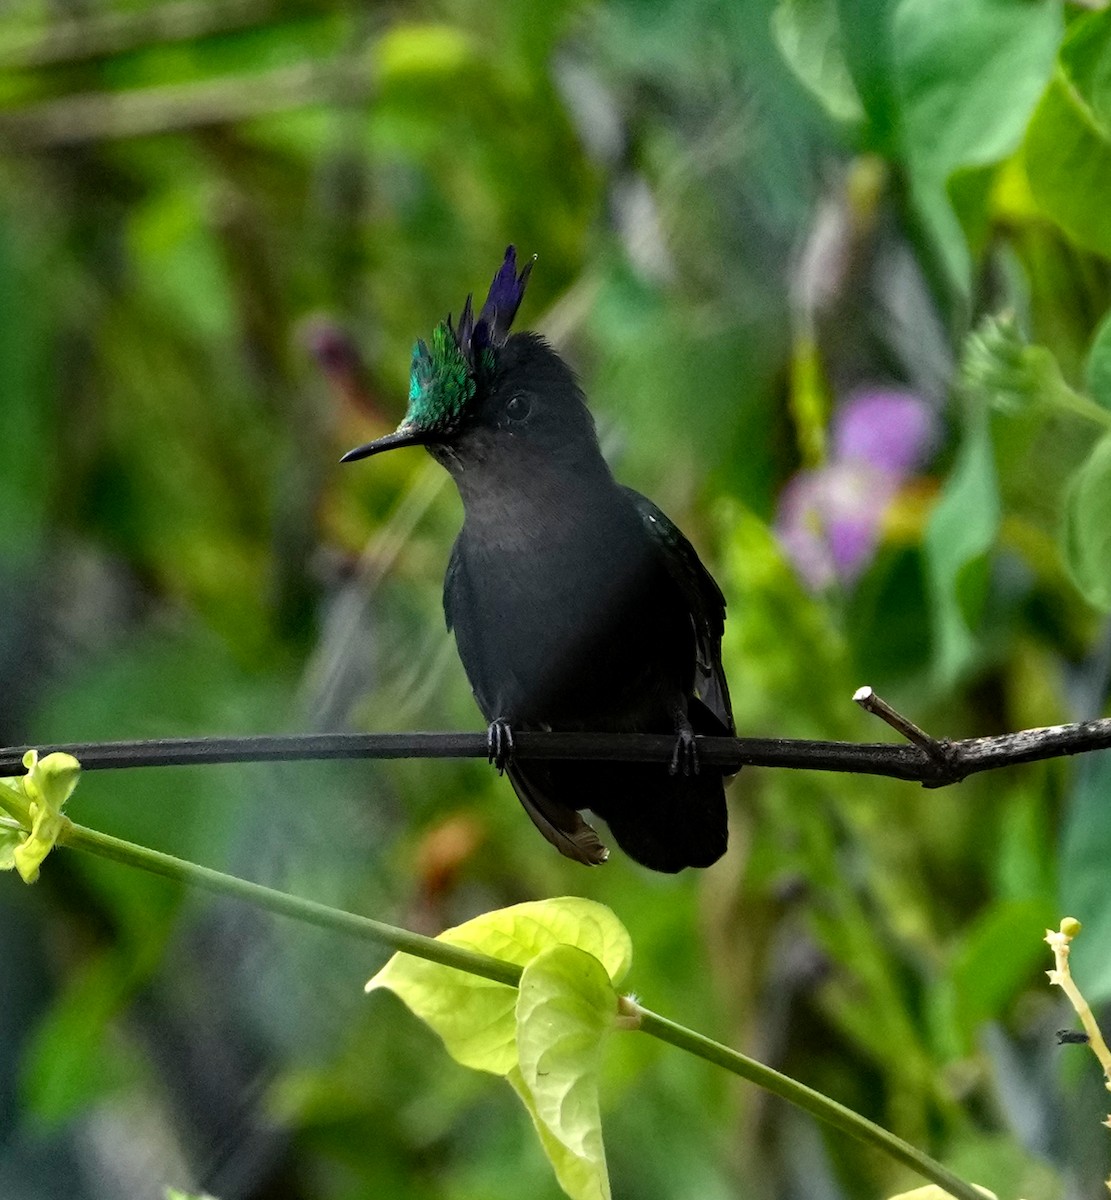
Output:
444,487,695,729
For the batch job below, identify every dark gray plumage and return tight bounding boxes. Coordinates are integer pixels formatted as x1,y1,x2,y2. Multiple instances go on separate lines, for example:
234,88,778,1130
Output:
342,249,734,871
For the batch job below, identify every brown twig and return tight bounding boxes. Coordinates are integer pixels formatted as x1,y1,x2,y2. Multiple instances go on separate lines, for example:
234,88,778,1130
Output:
2,699,1111,784
853,685,956,777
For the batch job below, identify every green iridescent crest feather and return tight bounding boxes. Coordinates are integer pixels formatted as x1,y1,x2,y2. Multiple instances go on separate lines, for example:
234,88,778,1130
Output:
405,321,475,432
402,246,534,434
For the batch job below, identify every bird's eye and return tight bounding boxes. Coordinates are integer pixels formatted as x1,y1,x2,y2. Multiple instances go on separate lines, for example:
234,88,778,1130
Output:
505,394,532,423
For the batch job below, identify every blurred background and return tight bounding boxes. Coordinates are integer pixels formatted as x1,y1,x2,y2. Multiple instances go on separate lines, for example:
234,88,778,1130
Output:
2,0,1110,1197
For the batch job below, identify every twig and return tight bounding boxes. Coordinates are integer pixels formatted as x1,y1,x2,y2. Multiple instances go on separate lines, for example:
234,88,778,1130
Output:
3,706,1111,784
1045,918,1111,1194
0,0,318,72
854,685,954,770
1046,919,1111,1079
0,55,370,148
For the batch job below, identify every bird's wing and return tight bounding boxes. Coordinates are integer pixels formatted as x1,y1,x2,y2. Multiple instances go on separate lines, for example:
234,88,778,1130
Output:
447,535,609,865
443,536,461,632
624,488,734,733
506,762,610,866
443,535,503,720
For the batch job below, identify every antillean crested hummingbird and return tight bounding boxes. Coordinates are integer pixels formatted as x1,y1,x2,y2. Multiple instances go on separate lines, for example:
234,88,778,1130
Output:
341,247,734,872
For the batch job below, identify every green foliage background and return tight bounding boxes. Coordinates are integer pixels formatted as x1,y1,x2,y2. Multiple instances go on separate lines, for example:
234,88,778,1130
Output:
1,1,1110,1197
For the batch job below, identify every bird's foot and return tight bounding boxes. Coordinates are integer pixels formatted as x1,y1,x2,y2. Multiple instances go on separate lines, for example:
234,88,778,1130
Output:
487,718,515,775
669,722,700,777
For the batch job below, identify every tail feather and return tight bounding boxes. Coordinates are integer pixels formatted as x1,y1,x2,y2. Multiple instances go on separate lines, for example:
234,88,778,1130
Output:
586,765,728,873
506,757,728,874
505,761,610,866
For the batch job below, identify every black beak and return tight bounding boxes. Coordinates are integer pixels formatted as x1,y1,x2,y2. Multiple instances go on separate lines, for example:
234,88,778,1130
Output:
339,423,427,463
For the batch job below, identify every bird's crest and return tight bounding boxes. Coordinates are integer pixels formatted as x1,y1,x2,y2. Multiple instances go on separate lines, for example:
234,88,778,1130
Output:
404,246,534,432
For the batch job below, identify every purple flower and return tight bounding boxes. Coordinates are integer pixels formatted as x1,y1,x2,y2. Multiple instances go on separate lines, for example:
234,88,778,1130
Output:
832,389,936,479
775,463,900,590
775,388,937,590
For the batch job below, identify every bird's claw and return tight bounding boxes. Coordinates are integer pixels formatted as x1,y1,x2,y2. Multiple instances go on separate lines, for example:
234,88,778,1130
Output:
669,727,700,777
487,719,515,775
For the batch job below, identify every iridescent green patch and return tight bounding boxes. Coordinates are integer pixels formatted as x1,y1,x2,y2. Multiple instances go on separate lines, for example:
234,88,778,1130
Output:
405,321,475,431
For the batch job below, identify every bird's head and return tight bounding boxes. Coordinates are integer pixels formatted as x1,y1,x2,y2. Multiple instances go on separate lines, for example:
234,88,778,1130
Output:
340,247,602,483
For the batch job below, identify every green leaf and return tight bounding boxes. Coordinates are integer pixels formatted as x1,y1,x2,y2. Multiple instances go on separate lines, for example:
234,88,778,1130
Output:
1063,432,1111,611
366,898,631,1076
0,822,19,871
895,0,1060,172
946,897,1057,1052
771,0,864,123
21,950,148,1124
959,314,1111,541
1061,752,1111,1002
945,1131,1064,1200
0,219,51,562
1025,11,1111,260
1086,306,1111,410
375,23,477,88
512,945,618,1200
894,0,1062,294
938,314,1111,630
958,311,1075,416
924,400,999,685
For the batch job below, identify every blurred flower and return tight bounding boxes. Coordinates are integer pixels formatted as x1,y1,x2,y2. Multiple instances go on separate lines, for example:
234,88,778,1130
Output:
832,388,937,477
775,462,898,590
301,315,385,422
0,750,81,884
775,388,938,590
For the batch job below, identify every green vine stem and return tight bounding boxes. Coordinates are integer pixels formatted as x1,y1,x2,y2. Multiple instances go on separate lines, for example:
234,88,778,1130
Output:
631,1007,983,1200
58,821,519,987
52,818,982,1200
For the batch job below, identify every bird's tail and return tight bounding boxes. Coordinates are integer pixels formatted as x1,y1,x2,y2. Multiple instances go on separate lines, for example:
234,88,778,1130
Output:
584,763,728,872
505,760,611,866
507,755,728,873
505,701,732,873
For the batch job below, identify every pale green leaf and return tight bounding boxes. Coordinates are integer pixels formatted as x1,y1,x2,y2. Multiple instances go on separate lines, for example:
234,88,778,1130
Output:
366,898,631,1076
509,1067,610,1200
0,775,29,826
375,23,477,88
0,823,19,871
513,944,617,1200
886,1187,996,1200
1063,433,1111,611
771,0,863,123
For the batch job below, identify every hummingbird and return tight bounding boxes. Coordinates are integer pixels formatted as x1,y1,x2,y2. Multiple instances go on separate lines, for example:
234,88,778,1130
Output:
341,247,734,872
